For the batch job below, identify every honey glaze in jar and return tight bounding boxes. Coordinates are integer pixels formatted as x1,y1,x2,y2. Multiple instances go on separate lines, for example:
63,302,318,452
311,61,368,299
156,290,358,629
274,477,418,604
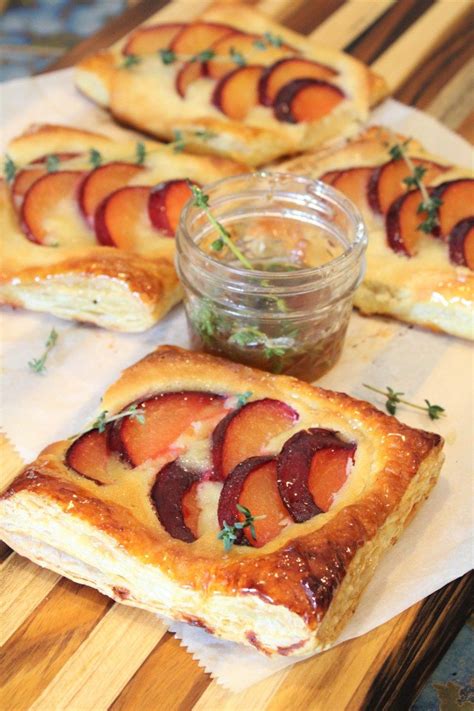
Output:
176,173,367,381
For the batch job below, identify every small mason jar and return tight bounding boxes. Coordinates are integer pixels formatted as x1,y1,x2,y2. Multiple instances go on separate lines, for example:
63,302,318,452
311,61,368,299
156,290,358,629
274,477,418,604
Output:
176,172,367,382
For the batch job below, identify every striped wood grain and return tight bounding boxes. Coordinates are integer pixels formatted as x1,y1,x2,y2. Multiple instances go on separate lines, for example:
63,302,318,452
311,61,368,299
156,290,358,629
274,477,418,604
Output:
371,0,472,92
30,606,168,711
425,58,474,131
0,554,60,647
310,0,396,48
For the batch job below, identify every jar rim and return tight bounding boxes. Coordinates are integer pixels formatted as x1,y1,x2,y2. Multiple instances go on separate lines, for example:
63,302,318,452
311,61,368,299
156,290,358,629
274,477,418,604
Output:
177,171,368,285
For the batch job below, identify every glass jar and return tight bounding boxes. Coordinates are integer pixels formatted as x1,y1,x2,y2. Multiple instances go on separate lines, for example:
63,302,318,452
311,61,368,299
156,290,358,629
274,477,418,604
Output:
176,172,367,382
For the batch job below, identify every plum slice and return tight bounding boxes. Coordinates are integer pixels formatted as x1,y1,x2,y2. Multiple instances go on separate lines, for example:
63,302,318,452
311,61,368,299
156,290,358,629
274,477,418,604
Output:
12,168,47,210
320,170,341,186
386,188,428,256
148,179,193,237
79,162,144,226
151,460,201,543
21,171,86,245
259,58,337,106
13,151,82,211
331,167,375,211
123,23,184,55
170,22,234,55
217,456,290,547
176,61,204,97
274,79,344,124
94,185,154,248
212,65,264,120
449,217,474,269
110,391,224,467
431,179,474,239
212,398,298,480
206,32,293,80
182,481,202,538
277,428,355,523
66,428,111,486
368,158,446,215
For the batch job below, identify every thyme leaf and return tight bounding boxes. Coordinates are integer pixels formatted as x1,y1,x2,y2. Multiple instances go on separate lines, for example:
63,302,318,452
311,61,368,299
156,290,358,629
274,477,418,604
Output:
135,141,146,165
236,391,253,408
424,400,445,420
191,49,215,62
28,328,59,374
159,48,176,65
121,54,141,69
194,129,217,141
89,148,103,168
3,154,16,183
229,47,246,67
173,130,186,153
46,154,60,173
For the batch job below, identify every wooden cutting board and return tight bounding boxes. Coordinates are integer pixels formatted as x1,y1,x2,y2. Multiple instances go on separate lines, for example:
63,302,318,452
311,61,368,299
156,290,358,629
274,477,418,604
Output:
1,0,473,708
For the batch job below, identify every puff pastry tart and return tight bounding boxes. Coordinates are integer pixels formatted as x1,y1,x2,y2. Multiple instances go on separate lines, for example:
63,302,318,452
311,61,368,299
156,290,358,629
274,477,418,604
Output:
0,346,444,656
0,124,243,331
280,127,474,340
74,3,385,166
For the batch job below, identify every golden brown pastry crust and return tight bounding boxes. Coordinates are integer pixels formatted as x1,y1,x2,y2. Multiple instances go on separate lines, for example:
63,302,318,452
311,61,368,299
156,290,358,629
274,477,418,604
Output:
280,127,474,340
75,3,385,166
0,346,444,656
1,124,244,331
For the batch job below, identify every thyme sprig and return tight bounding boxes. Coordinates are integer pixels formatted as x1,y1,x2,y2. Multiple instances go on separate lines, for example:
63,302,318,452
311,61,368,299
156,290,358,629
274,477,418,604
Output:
387,137,442,234
28,328,59,374
190,184,254,269
363,384,445,420
229,327,294,360
218,504,265,551
91,404,146,433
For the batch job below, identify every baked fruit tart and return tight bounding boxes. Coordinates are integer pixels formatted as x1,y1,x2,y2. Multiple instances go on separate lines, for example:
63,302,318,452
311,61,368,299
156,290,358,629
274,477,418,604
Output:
75,2,385,166
281,127,474,339
0,346,444,656
0,124,243,331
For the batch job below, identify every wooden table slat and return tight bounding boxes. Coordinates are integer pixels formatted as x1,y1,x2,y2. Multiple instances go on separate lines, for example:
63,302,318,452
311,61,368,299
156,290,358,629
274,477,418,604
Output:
30,606,168,711
0,554,60,647
372,0,472,92
310,0,396,48
425,57,474,131
0,580,113,711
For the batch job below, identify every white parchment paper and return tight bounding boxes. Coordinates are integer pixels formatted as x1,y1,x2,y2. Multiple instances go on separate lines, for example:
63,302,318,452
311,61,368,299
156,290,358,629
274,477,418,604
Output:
0,70,473,692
